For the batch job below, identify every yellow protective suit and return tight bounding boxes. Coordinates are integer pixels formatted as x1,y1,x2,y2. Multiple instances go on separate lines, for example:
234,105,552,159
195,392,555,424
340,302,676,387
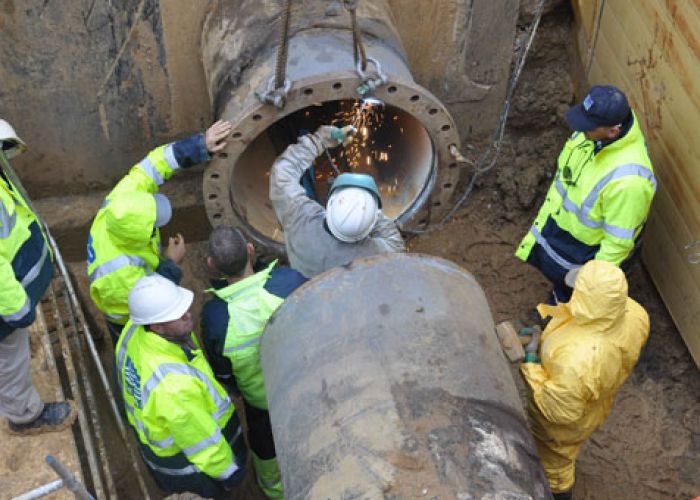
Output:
521,260,649,493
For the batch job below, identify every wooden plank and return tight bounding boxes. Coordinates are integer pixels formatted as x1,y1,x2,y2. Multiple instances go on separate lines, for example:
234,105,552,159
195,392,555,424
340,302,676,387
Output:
582,1,700,366
591,4,700,234
572,0,602,42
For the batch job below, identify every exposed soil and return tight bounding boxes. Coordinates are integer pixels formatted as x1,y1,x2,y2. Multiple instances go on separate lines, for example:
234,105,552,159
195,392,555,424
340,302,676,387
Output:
410,4,700,499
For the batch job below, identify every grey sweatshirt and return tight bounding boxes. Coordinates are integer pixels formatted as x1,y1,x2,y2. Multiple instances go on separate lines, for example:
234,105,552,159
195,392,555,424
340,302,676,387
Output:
269,133,405,278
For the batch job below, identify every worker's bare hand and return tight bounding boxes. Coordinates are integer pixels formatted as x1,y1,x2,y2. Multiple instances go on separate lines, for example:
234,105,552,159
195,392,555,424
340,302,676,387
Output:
205,120,233,153
165,233,186,264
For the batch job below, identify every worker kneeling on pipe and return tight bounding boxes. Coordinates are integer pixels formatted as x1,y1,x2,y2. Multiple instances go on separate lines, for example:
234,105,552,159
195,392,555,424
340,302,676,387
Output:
202,225,307,498
269,124,405,278
116,275,248,498
87,120,232,344
520,260,649,499
0,119,76,435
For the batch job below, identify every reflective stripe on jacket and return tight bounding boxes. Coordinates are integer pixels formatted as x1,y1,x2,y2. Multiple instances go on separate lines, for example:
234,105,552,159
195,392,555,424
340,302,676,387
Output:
0,172,53,339
516,113,656,269
87,143,180,323
520,261,649,493
209,262,283,410
116,321,242,482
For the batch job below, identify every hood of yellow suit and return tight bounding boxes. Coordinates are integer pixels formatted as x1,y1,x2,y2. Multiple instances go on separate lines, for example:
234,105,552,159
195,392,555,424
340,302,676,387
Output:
567,260,628,329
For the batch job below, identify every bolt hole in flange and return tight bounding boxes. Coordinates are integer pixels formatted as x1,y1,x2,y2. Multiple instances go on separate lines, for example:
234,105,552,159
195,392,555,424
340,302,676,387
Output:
228,99,434,243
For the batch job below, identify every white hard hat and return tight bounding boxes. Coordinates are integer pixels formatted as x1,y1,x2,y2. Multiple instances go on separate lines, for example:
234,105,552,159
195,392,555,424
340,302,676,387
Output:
326,186,379,243
128,274,193,326
0,119,27,159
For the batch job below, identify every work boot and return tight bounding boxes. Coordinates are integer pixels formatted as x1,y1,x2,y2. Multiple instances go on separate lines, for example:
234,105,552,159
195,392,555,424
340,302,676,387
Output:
552,489,573,500
7,401,76,436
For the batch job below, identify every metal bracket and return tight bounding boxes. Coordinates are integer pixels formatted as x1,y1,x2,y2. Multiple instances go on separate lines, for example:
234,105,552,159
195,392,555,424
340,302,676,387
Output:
686,239,700,264
255,76,292,109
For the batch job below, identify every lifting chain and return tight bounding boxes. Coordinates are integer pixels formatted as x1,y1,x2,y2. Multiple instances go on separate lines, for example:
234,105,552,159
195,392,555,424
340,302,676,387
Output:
343,0,387,96
256,0,293,108
686,240,700,264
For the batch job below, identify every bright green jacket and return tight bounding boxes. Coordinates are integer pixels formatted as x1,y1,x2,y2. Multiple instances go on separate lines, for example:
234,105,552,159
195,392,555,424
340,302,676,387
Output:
116,321,241,482
516,112,656,267
210,262,283,410
0,169,52,336
87,144,179,324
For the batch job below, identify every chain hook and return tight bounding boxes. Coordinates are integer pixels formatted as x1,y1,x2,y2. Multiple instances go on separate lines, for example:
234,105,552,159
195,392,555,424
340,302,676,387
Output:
355,57,387,96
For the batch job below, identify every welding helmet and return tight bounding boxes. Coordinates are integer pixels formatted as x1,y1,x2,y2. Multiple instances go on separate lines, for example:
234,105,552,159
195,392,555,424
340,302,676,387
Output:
326,174,381,243
0,119,27,159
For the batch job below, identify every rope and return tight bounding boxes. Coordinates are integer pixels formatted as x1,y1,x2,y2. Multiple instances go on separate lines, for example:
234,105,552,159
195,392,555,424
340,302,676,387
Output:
274,0,293,90
404,0,547,235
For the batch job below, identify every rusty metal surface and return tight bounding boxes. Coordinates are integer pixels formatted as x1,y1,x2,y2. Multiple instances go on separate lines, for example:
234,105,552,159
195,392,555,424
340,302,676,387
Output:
261,253,548,498
201,1,461,254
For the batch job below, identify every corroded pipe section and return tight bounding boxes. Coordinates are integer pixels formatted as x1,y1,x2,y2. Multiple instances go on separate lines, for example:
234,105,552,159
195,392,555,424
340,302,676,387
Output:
261,254,549,498
202,1,462,254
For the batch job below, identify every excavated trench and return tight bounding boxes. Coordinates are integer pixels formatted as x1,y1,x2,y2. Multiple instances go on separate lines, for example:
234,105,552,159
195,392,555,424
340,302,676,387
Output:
18,2,700,499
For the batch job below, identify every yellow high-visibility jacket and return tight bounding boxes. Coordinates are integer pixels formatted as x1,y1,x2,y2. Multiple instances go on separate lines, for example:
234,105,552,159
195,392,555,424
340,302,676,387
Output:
521,260,649,493
116,322,246,485
516,113,656,270
0,171,53,339
87,134,210,324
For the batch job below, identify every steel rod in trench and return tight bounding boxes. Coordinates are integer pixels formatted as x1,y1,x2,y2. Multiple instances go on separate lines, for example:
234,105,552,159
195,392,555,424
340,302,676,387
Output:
57,280,117,498
48,284,105,499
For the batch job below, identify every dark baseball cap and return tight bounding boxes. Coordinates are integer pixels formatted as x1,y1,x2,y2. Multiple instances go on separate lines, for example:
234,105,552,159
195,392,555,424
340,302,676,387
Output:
565,85,631,131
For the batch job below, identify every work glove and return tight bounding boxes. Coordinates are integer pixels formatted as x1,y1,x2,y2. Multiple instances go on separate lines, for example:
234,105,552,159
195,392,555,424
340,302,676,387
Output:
314,125,356,149
523,330,541,364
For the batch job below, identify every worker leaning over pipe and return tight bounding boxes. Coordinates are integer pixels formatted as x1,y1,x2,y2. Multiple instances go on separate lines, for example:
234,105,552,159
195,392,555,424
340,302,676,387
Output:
516,85,656,303
269,124,405,278
0,119,76,435
87,120,232,343
116,274,248,497
201,225,307,499
520,260,649,499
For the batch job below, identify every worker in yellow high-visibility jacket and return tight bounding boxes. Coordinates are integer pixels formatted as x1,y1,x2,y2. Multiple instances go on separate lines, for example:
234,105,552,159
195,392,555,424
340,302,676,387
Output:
117,274,248,497
516,85,656,303
88,120,232,343
0,119,76,434
521,260,649,499
202,225,307,498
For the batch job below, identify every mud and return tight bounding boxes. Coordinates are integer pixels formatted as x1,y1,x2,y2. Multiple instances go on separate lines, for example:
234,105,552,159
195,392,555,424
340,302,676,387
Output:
411,4,700,498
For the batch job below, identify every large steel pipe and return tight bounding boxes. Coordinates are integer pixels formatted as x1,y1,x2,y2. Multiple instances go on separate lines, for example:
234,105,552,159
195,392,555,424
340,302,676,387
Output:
202,1,462,255
261,254,549,498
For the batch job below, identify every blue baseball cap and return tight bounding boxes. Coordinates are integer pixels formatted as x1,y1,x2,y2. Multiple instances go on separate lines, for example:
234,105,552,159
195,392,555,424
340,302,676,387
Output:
565,85,631,132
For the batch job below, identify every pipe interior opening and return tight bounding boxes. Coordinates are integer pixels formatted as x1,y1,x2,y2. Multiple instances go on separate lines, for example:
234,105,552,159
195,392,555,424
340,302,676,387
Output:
230,99,435,243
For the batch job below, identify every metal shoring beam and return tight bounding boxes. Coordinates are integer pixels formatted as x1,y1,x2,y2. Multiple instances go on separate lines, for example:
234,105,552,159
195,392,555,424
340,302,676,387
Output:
48,283,105,499
56,278,117,498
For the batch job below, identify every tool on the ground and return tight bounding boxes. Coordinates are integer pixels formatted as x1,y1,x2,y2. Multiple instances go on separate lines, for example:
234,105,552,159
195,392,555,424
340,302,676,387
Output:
495,321,526,362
